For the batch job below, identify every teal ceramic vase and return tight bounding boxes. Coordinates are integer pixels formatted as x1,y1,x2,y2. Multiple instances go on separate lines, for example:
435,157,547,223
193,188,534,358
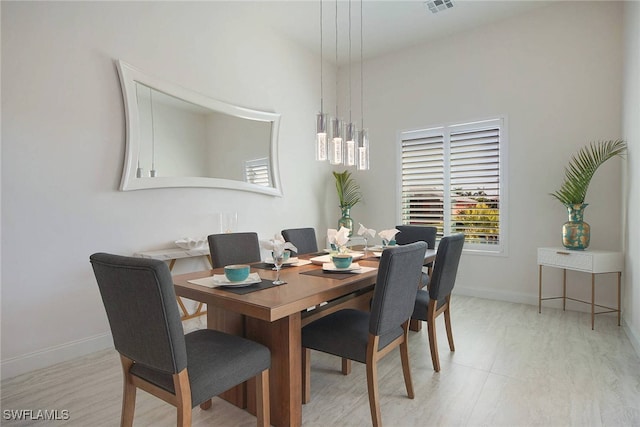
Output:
338,206,354,237
562,203,590,250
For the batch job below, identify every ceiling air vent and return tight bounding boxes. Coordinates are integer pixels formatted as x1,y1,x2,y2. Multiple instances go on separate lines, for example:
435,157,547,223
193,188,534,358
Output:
424,0,453,14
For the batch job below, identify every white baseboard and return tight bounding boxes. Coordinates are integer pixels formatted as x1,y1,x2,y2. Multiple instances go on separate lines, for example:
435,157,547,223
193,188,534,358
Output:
1,332,113,381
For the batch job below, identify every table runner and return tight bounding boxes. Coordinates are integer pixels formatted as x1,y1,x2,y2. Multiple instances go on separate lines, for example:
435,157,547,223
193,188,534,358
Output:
219,278,285,295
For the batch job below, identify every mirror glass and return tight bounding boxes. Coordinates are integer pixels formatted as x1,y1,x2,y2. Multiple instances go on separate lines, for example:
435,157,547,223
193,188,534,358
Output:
117,60,282,196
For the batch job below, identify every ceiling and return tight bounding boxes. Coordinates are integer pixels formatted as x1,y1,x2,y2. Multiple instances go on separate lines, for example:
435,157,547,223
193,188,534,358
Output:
244,0,552,66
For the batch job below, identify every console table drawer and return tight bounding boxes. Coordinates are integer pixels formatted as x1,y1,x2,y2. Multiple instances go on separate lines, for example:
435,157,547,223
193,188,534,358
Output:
537,247,623,273
538,248,592,271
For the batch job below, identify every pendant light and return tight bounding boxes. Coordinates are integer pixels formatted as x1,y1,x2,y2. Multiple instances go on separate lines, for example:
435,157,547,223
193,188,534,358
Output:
344,0,356,167
314,0,369,169
328,0,343,165
315,0,328,161
356,0,370,171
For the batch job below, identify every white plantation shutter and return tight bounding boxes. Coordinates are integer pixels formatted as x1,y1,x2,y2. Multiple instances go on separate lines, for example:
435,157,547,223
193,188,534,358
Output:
244,157,271,187
399,118,506,253
400,129,446,238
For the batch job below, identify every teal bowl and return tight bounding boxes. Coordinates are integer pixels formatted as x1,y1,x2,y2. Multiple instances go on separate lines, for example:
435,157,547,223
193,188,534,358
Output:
224,264,250,282
332,254,353,269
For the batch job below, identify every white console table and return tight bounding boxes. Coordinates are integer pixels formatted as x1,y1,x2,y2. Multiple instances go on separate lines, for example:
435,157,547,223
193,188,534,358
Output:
134,247,212,321
537,247,623,329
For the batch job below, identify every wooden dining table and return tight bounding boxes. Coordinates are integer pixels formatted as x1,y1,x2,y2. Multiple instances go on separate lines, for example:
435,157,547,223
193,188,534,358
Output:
173,249,437,427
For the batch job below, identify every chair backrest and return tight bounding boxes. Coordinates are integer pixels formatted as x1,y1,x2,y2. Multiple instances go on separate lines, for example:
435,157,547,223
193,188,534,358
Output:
428,233,465,302
395,225,437,249
208,232,261,268
369,242,427,337
281,227,318,255
90,253,187,374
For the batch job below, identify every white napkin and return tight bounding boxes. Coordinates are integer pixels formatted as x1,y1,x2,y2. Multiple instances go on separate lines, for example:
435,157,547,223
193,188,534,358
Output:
327,227,350,247
175,237,207,250
260,234,298,254
378,228,400,242
357,223,376,238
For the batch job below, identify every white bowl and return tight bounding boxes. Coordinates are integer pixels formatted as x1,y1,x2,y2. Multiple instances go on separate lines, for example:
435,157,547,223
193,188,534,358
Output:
175,237,207,250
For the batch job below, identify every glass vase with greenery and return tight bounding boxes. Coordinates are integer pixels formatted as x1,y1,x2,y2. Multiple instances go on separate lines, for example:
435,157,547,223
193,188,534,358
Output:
333,170,362,235
550,139,626,249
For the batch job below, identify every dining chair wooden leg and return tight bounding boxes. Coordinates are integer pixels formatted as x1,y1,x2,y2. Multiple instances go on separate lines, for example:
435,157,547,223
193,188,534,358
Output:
174,370,192,427
256,369,270,427
443,299,455,352
119,356,136,427
426,299,441,372
302,348,311,404
341,358,352,375
199,399,212,410
366,336,382,427
399,322,414,399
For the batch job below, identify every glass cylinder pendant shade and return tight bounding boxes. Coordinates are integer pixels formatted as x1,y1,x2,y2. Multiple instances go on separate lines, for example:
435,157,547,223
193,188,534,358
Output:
344,123,356,166
315,112,328,161
356,128,370,170
329,118,344,165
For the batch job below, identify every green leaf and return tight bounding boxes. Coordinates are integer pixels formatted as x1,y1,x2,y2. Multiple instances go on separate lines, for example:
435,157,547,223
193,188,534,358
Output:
333,170,362,208
550,139,626,205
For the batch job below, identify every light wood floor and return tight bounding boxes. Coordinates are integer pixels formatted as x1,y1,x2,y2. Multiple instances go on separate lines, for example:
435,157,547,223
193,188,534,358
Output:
2,295,640,426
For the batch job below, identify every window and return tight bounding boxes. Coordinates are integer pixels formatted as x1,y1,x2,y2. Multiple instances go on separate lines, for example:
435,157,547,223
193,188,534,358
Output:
244,157,272,187
398,117,507,254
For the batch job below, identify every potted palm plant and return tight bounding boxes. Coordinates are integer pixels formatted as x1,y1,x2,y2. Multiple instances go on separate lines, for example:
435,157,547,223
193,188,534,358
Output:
333,170,362,236
551,139,626,250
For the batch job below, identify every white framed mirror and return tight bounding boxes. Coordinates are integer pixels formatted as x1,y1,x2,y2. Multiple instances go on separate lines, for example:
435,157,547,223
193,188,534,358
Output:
116,60,282,196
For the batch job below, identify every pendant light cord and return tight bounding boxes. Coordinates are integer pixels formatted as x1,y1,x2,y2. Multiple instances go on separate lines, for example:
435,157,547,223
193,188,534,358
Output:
348,0,352,124
335,0,339,118
320,0,324,114
360,0,364,130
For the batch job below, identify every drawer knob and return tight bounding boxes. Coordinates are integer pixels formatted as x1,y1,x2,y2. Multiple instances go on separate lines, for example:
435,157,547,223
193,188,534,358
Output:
556,251,570,255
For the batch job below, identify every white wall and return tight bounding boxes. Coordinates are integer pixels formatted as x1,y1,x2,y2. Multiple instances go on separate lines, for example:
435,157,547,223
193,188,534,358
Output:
622,1,640,353
1,1,336,379
350,2,625,306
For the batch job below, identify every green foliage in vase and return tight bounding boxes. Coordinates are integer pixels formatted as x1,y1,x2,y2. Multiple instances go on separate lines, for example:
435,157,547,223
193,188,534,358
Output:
333,170,362,208
551,139,627,205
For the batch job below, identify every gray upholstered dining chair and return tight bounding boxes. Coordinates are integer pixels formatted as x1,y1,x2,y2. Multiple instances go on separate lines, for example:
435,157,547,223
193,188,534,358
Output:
208,232,261,268
90,253,271,427
281,227,318,256
301,242,427,427
395,225,438,283
411,233,465,372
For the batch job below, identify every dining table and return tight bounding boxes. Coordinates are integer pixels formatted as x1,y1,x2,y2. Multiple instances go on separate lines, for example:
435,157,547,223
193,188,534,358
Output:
173,248,437,427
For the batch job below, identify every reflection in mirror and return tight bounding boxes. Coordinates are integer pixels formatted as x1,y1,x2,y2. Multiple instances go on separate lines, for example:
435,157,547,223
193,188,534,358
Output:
117,60,282,196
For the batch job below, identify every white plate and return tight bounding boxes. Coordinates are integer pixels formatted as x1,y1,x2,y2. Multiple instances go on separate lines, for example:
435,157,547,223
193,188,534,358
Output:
322,262,361,272
310,253,364,265
264,257,299,265
213,273,262,287
370,251,383,258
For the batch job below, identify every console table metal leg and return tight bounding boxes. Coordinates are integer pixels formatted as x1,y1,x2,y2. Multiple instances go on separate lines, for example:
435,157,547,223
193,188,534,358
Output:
617,272,621,326
562,269,566,311
538,265,542,314
591,273,595,330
